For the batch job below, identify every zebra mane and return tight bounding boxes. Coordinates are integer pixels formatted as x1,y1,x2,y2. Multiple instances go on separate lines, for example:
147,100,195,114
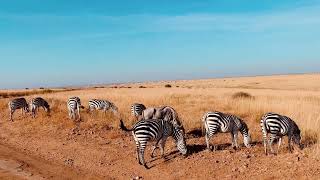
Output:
234,116,249,134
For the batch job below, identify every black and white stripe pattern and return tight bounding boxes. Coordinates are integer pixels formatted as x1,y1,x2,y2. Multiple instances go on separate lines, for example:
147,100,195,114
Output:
261,112,302,155
88,99,118,115
202,111,251,150
8,97,29,121
120,119,187,169
30,97,50,118
67,97,84,120
130,103,146,119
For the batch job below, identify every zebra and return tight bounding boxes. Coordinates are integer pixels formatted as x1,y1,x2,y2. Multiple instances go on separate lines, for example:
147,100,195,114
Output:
30,97,50,118
202,111,251,151
130,103,146,120
142,106,181,126
120,119,187,169
88,99,119,116
8,97,30,121
261,112,303,155
67,97,84,120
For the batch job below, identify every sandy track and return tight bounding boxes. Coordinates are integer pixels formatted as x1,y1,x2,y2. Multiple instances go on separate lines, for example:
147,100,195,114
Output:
0,142,96,180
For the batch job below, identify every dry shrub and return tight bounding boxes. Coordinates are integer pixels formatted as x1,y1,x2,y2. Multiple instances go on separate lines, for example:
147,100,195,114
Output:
0,89,74,99
232,92,254,99
303,130,318,147
165,84,172,88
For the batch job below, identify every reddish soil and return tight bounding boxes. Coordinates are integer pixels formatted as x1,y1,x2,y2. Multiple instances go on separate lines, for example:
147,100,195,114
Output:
0,117,319,180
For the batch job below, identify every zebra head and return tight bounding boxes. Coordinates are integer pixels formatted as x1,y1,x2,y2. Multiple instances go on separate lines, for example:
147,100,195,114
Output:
25,104,30,113
241,123,251,148
293,128,303,150
44,102,50,113
173,125,188,156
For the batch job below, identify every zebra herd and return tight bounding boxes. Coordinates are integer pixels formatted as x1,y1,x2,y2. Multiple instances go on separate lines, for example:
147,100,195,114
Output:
7,97,303,169
123,103,303,169
8,97,118,121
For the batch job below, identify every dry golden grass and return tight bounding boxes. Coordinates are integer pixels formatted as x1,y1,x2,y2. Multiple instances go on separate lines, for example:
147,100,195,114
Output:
1,74,320,159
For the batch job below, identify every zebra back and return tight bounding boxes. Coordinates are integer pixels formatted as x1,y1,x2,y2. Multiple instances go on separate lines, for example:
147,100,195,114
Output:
261,112,301,137
68,97,82,109
31,97,50,111
9,98,29,112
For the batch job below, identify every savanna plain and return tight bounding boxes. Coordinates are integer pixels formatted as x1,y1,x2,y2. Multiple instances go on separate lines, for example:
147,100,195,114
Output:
0,74,320,179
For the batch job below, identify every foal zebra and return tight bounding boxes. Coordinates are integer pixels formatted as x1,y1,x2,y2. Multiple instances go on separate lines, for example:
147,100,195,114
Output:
130,103,146,120
142,106,181,126
261,112,303,155
120,119,187,169
8,98,29,121
88,99,118,116
202,111,251,151
30,97,50,118
67,97,84,120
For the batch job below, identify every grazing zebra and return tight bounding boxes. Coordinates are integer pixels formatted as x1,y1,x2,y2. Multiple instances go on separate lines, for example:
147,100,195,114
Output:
8,98,29,121
30,97,50,118
142,106,181,126
120,119,187,169
67,97,84,120
202,111,251,151
88,99,118,116
261,112,303,155
130,103,146,120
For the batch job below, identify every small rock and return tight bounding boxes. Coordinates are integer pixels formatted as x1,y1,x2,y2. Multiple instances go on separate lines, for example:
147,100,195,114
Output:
64,159,74,166
232,167,239,172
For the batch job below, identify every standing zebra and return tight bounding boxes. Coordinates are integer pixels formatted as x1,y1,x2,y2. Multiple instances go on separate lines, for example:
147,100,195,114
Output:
30,97,50,118
8,97,29,121
67,97,84,120
120,119,187,169
202,111,251,151
142,106,181,126
261,112,303,155
130,103,146,120
88,99,118,116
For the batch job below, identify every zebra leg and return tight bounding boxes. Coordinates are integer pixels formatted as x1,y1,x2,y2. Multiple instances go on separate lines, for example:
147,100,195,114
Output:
269,135,277,155
139,142,149,169
234,131,239,149
78,108,81,121
135,142,142,165
32,107,36,118
9,110,14,121
288,135,293,153
160,137,168,159
205,133,212,151
151,139,161,158
277,137,282,154
231,132,236,149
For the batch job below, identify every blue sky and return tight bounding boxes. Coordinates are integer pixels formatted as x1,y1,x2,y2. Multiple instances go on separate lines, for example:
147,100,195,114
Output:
1,0,320,88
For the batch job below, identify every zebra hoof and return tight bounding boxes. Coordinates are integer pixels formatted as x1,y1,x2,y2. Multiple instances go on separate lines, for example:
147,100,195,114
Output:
144,164,150,169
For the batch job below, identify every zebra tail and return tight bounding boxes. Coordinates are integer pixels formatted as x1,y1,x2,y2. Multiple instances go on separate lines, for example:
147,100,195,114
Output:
120,119,132,132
